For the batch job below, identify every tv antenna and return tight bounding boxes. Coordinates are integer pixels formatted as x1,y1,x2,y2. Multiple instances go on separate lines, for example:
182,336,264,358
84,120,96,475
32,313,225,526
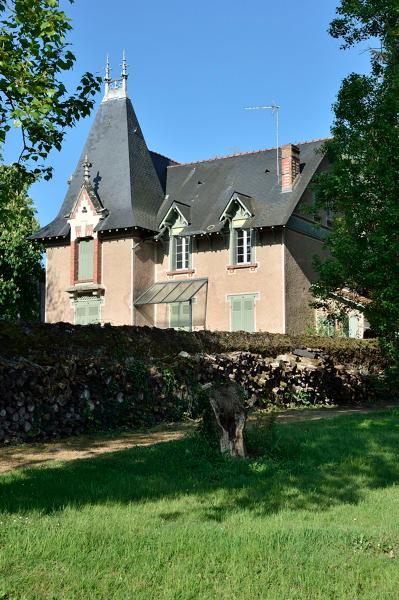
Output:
244,104,280,182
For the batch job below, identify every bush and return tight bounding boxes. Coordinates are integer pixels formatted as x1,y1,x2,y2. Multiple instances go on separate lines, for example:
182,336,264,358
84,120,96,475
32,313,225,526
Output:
0,321,388,370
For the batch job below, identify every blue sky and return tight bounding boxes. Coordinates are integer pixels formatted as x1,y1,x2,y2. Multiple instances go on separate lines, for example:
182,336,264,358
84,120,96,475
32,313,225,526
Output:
5,0,371,227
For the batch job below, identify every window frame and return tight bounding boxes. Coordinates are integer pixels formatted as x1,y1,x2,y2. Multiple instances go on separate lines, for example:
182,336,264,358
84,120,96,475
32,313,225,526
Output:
235,228,252,264
169,301,192,331
173,235,191,271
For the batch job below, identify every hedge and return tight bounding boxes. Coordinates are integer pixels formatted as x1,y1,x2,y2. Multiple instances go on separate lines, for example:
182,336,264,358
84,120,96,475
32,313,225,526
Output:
0,321,388,370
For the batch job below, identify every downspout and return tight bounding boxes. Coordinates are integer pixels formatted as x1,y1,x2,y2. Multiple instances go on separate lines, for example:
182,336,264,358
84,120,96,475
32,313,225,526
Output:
204,281,209,331
281,227,286,334
188,298,193,332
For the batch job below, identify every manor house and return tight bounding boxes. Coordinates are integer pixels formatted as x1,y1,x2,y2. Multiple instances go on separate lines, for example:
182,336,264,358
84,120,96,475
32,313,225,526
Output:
33,59,364,337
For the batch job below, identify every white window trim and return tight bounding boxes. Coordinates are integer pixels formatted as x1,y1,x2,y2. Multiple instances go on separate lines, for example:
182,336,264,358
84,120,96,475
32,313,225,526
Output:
236,228,252,264
173,235,191,270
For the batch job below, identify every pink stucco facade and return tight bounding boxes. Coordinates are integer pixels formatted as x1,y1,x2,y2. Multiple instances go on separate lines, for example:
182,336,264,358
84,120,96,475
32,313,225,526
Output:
44,225,326,334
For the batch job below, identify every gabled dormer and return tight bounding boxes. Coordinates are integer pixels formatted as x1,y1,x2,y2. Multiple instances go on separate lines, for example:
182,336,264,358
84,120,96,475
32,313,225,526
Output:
220,193,256,267
159,202,193,273
66,156,108,242
160,201,191,232
220,192,253,224
65,156,108,290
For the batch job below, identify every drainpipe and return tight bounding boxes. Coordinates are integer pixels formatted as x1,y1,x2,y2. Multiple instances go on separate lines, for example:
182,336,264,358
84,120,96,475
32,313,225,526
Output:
281,227,286,334
188,298,193,332
132,240,142,326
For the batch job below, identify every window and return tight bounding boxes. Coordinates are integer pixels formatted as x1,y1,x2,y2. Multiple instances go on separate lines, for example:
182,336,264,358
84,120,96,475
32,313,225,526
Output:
170,302,191,331
349,314,360,338
229,294,256,332
78,238,94,281
316,313,336,336
75,296,100,325
173,236,191,270
316,311,360,338
236,229,252,264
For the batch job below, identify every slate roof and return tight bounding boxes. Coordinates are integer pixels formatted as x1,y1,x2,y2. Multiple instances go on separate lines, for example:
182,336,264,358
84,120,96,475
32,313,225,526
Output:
159,140,326,235
32,85,327,242
32,96,167,240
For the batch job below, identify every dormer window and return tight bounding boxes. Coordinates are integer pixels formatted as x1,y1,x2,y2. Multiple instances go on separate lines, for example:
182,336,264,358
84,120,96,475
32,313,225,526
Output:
160,203,192,272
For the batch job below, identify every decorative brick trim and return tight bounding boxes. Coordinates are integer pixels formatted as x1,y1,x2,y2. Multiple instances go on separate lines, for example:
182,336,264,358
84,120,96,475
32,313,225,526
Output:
94,238,102,284
70,241,78,284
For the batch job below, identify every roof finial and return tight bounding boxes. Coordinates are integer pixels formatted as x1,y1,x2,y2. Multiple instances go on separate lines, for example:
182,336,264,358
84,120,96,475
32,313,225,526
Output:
104,55,111,98
121,50,128,94
83,154,92,182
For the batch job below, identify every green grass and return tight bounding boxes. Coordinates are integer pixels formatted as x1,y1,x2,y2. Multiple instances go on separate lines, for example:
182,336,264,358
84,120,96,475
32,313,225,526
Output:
1,411,399,600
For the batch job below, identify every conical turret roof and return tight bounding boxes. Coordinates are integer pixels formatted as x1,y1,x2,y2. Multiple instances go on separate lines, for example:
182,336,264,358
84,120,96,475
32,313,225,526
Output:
33,92,165,239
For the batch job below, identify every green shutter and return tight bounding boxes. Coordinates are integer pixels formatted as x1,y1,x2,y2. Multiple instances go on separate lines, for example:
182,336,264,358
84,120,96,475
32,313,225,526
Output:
231,297,242,331
75,303,88,325
229,227,236,265
169,237,175,271
188,237,192,269
349,314,359,338
250,229,256,263
75,298,100,325
242,297,255,332
230,295,255,332
180,302,190,330
170,303,179,328
78,239,94,280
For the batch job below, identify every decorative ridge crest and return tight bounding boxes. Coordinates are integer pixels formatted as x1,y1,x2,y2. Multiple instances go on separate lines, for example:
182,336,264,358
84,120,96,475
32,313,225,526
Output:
102,52,129,102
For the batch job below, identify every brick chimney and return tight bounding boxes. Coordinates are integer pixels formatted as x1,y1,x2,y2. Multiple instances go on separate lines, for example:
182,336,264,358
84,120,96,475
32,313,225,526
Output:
281,144,300,192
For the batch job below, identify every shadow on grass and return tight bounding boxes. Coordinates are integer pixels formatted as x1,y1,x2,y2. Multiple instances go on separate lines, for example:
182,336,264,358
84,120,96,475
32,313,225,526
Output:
1,411,398,519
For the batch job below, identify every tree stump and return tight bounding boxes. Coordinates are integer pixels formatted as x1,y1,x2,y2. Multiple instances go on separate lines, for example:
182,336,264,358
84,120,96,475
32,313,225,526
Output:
208,382,247,458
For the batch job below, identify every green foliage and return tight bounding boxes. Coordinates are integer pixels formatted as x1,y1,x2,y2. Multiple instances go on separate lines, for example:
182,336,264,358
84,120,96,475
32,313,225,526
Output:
312,1,399,361
0,321,388,370
0,163,43,319
0,1,102,318
0,0,101,179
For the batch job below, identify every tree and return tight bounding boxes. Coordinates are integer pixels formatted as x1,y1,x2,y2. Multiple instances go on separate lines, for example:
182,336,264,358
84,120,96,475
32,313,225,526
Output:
312,0,399,360
0,164,43,320
0,0,102,320
0,0,101,179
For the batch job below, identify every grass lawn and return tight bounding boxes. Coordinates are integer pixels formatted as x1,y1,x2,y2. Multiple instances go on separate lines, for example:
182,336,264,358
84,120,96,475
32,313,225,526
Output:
0,411,399,599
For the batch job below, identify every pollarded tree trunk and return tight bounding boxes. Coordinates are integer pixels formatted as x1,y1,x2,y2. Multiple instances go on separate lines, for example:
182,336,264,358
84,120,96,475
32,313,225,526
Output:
208,382,247,458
